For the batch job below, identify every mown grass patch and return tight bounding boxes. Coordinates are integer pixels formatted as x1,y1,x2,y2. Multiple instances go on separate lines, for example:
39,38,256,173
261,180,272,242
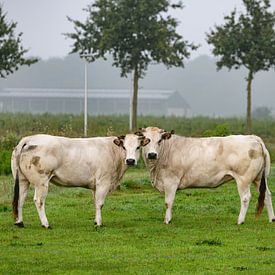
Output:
1,168,275,274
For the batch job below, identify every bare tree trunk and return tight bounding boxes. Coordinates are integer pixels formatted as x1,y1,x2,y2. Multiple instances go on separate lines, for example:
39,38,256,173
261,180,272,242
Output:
246,70,253,134
130,67,139,131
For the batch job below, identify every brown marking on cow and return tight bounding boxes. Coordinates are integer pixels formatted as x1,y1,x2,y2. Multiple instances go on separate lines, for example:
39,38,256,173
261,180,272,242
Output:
165,203,168,209
45,170,51,175
38,169,45,174
31,156,40,166
27,145,37,150
48,147,60,159
248,149,259,159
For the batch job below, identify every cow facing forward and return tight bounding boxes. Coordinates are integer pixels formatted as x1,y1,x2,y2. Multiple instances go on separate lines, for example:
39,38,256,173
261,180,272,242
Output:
140,127,275,225
12,133,145,228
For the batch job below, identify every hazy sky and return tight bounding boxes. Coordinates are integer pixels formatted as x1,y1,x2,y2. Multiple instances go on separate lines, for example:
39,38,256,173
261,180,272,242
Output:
2,0,275,60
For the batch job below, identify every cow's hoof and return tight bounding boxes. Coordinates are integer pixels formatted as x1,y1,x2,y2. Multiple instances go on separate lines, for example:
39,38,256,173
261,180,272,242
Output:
15,221,24,228
94,225,102,231
164,220,171,225
237,222,244,225
272,218,275,222
42,225,52,229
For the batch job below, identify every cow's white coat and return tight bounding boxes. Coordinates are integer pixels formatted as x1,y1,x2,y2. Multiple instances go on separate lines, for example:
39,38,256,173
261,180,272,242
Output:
12,134,143,227
142,127,275,224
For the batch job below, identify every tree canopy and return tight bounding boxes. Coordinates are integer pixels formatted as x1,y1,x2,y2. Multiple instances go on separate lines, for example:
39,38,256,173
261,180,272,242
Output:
0,5,37,78
66,0,197,129
207,0,275,132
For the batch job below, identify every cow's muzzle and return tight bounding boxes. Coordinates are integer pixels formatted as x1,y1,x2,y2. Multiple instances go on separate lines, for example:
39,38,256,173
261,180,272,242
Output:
148,152,157,160
126,158,135,166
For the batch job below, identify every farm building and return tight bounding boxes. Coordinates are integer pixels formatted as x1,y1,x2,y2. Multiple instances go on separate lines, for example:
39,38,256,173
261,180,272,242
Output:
0,88,191,116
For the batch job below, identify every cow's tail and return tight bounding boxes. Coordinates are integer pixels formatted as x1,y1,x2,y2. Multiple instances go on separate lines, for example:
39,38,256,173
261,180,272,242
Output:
12,171,20,220
256,137,270,218
11,138,28,220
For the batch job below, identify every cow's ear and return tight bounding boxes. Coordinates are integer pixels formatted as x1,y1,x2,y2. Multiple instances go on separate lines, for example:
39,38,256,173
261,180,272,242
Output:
162,132,171,140
162,131,174,140
135,131,144,137
113,138,122,146
114,135,125,147
141,138,150,146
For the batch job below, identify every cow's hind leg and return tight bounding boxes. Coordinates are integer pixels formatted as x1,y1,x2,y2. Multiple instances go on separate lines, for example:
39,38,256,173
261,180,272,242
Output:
265,185,275,222
15,177,30,227
94,182,110,226
34,177,51,228
164,182,178,224
236,178,251,225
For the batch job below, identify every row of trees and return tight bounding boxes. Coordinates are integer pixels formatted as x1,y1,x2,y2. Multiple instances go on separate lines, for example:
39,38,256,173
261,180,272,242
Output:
1,0,275,132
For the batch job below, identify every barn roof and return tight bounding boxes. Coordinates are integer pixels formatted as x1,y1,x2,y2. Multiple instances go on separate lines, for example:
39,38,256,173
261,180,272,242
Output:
0,88,190,109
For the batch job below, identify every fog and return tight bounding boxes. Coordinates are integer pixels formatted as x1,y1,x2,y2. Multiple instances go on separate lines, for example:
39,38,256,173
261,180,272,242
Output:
4,0,275,59
0,1,275,117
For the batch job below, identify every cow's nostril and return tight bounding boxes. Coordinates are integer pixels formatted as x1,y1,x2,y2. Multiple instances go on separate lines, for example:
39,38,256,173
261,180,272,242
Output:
148,153,157,159
126,158,135,165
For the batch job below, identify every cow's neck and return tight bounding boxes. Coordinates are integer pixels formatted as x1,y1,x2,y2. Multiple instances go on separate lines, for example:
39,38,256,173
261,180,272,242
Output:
147,140,171,180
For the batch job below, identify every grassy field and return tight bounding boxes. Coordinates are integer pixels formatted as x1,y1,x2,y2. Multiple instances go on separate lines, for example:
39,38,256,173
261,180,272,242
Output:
0,113,275,273
1,167,275,274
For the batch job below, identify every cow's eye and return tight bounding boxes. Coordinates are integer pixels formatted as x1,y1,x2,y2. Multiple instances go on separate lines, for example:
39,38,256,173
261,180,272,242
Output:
136,146,140,150
122,145,126,150
158,139,162,145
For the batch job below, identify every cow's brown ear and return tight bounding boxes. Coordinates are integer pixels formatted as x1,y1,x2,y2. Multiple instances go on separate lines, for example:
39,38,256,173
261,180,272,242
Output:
114,135,125,146
113,138,122,146
162,132,173,140
141,138,150,146
114,137,123,146
135,131,144,137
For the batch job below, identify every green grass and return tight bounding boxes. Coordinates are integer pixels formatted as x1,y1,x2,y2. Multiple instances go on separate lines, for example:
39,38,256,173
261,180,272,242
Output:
1,113,275,272
1,167,275,274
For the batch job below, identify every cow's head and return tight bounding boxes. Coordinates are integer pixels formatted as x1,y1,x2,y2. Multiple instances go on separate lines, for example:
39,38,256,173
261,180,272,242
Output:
139,127,174,160
113,133,149,166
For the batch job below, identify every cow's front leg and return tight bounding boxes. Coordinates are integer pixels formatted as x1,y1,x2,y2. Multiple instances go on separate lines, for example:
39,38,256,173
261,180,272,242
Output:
94,183,110,226
164,182,178,224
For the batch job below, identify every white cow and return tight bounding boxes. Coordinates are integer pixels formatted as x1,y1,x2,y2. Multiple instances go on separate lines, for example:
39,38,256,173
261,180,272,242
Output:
11,133,145,228
140,127,275,225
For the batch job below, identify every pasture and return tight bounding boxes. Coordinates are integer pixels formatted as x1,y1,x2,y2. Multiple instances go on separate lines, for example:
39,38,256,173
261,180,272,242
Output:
1,167,275,274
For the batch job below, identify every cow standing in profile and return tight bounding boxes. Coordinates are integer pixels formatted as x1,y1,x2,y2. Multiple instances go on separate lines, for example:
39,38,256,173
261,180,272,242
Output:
140,127,275,225
11,133,145,228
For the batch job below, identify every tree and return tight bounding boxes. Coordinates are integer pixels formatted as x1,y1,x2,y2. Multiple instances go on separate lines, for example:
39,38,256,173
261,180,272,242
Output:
66,0,197,130
252,106,273,119
206,0,275,133
0,5,37,78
